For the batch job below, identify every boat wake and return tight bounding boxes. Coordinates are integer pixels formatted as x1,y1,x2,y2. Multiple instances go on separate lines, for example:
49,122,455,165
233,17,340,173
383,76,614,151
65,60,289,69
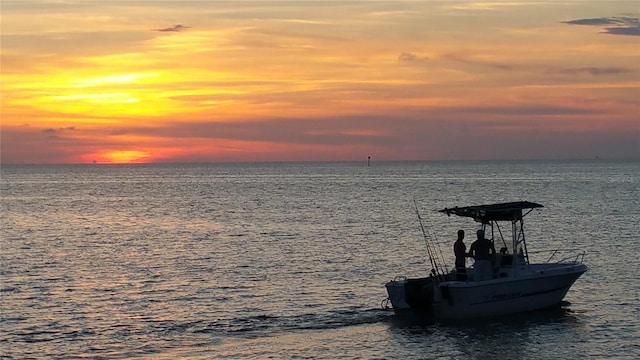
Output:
187,303,577,339
213,308,393,337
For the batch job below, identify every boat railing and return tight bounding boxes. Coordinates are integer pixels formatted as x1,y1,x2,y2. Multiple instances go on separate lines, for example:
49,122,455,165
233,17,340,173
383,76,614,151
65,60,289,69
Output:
573,251,586,264
528,249,586,264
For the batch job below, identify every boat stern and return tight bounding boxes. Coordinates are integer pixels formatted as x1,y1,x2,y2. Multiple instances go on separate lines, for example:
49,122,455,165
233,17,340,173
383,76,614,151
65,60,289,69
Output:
385,277,436,314
385,278,409,310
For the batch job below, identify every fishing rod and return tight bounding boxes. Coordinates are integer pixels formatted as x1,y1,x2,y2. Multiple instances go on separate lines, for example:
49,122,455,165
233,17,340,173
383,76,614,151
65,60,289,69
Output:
428,225,450,275
413,200,444,278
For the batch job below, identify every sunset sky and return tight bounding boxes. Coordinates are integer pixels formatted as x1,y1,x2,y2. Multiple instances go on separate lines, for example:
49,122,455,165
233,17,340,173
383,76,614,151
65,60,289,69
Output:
1,1,639,164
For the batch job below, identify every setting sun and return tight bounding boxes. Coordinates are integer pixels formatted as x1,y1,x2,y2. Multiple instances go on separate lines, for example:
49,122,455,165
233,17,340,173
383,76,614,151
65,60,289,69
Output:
99,150,151,164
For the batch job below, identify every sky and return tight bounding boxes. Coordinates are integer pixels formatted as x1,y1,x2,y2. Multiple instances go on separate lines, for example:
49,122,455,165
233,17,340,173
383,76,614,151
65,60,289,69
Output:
1,0,639,164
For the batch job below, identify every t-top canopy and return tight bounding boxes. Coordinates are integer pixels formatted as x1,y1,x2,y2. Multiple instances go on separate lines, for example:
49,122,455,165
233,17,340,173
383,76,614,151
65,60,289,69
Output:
439,201,543,222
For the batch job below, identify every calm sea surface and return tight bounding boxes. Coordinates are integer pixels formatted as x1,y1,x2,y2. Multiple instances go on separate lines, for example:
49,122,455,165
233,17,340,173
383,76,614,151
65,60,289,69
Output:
1,160,639,359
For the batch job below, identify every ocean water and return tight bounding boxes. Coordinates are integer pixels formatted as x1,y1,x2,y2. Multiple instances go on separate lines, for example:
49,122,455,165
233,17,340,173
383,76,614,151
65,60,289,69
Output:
1,160,639,359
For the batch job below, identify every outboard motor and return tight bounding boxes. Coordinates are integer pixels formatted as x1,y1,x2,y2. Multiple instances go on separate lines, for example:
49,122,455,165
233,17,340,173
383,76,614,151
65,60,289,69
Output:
405,278,434,315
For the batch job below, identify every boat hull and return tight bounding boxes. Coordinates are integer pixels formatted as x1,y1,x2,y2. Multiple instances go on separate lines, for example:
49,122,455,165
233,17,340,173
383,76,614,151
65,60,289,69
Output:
385,263,587,320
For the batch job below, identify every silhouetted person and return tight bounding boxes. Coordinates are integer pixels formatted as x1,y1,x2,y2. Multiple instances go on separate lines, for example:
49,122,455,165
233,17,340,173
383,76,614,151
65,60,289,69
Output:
469,229,496,281
453,229,467,281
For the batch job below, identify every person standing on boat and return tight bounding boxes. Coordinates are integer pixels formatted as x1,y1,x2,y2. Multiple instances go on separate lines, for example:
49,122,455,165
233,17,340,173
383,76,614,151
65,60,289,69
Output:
453,230,467,281
469,229,496,281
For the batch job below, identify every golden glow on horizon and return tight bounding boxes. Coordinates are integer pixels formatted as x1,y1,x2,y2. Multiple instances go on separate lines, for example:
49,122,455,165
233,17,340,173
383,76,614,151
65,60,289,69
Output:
99,150,151,164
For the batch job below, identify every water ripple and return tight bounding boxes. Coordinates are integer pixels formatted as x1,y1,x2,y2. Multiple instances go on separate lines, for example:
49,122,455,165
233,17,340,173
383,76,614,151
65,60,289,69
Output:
1,160,638,359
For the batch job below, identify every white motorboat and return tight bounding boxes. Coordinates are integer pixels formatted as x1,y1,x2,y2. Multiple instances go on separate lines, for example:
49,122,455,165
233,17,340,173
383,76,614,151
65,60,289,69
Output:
384,201,587,320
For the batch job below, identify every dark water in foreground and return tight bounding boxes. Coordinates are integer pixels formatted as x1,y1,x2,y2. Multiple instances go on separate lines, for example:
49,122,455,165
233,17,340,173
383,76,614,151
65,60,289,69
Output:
1,160,639,359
